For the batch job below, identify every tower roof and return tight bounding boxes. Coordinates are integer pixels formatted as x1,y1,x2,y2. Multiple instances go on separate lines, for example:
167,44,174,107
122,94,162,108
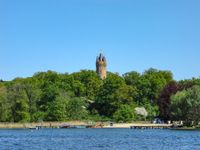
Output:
97,50,106,62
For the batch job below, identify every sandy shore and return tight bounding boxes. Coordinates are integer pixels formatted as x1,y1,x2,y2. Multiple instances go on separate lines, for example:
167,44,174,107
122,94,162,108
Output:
0,121,87,129
0,121,172,129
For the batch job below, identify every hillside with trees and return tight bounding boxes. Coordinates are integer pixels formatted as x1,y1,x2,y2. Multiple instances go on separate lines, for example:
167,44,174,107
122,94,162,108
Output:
0,68,199,125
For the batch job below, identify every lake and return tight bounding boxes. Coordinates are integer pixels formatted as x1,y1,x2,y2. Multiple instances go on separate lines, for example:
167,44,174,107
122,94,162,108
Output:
0,129,199,150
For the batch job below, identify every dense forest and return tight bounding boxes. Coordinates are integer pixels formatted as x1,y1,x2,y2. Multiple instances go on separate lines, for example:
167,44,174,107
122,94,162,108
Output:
0,68,200,125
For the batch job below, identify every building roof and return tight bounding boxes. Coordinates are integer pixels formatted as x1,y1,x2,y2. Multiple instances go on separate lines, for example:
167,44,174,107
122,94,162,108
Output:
96,52,106,62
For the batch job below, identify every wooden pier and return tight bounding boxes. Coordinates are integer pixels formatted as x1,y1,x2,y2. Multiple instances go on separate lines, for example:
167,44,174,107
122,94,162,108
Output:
103,123,172,129
130,124,172,129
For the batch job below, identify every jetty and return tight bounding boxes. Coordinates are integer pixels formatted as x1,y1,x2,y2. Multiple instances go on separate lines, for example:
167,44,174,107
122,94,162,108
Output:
103,123,172,129
130,124,172,129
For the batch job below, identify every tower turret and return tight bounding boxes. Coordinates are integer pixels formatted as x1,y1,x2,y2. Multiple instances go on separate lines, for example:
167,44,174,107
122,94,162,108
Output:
96,50,107,79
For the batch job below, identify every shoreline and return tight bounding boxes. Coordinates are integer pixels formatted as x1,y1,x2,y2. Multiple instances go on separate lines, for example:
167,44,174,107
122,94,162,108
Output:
0,122,173,129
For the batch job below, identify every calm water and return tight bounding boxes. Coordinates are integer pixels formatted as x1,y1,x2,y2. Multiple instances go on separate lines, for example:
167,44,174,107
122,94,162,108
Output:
0,129,199,150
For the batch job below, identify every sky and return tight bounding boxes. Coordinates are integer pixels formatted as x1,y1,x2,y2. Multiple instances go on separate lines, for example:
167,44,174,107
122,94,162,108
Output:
0,0,200,81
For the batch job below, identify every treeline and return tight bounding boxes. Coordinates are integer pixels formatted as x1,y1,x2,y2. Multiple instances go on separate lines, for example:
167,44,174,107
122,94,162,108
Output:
0,68,199,125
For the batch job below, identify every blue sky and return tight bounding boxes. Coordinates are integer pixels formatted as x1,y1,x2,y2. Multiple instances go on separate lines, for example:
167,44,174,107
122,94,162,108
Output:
0,0,200,81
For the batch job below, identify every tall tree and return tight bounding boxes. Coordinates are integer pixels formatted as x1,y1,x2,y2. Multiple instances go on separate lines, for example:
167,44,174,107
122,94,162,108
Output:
94,73,126,117
70,70,102,99
141,68,173,103
66,97,88,120
170,85,200,125
157,81,179,121
113,105,135,122
0,83,11,121
47,92,69,121
7,79,30,122
22,78,42,121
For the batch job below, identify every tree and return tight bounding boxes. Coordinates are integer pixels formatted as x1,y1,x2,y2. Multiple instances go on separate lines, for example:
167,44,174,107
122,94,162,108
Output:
47,93,69,121
123,71,141,86
70,70,102,99
113,85,138,108
141,68,173,103
113,105,135,122
94,73,126,117
1,68,199,123
34,71,61,110
178,78,200,90
157,81,179,121
66,97,88,120
7,79,30,122
0,83,11,122
22,78,42,121
70,80,85,97
158,78,200,121
142,101,159,120
170,85,200,126
123,69,173,105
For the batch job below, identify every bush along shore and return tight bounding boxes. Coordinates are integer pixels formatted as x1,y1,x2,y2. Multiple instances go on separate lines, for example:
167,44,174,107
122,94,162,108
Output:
0,69,200,127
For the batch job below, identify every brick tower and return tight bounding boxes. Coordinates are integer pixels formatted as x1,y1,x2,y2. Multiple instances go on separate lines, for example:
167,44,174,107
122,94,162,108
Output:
96,50,107,79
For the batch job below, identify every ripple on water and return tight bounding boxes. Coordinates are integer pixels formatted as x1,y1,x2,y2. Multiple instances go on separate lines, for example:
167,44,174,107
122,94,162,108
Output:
0,129,199,150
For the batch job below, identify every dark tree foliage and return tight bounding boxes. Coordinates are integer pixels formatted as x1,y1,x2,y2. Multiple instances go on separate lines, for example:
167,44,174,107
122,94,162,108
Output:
157,81,179,121
158,78,200,121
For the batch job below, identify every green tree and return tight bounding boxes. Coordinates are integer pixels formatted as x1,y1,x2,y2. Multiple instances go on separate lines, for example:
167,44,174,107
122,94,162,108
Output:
7,79,30,122
70,80,85,97
0,83,11,121
22,78,42,121
70,70,102,99
113,84,138,108
47,93,69,121
33,71,62,112
94,73,126,117
66,97,88,120
142,101,159,120
113,105,135,122
170,85,200,125
123,69,173,105
141,68,173,103
123,71,141,86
